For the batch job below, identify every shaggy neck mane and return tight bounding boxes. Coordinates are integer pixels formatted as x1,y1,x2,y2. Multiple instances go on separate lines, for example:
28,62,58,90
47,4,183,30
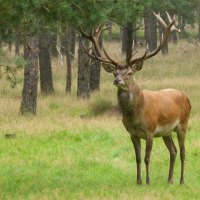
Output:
117,79,144,118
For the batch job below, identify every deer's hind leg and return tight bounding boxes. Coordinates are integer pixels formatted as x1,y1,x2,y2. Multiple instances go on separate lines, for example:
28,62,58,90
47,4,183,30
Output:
163,135,177,184
176,125,187,184
144,135,153,184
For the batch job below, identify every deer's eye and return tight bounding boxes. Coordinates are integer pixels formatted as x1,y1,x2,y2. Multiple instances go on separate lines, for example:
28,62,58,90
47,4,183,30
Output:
113,72,118,77
127,71,132,76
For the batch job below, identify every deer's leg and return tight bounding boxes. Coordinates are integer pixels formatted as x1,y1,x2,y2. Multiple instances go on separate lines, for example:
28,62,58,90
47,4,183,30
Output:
144,135,153,184
177,127,186,184
163,135,177,184
131,135,142,184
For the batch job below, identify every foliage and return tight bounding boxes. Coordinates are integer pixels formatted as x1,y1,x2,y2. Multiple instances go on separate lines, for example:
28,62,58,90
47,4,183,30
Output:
0,0,199,40
0,50,25,88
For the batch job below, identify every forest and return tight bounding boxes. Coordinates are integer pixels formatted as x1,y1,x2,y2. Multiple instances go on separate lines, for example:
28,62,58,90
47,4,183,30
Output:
0,0,200,199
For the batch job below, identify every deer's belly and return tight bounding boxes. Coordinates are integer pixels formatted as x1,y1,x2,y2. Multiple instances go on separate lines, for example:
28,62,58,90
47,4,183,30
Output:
154,119,180,137
123,117,180,139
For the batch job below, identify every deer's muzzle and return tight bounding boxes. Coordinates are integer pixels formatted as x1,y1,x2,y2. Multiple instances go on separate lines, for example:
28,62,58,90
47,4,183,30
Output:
113,77,124,86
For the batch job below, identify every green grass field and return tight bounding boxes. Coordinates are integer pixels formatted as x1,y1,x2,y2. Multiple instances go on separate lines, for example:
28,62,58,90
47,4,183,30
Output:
0,41,200,199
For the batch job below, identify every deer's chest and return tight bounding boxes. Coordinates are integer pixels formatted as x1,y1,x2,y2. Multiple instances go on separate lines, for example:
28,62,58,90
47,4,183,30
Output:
118,91,135,117
122,116,147,139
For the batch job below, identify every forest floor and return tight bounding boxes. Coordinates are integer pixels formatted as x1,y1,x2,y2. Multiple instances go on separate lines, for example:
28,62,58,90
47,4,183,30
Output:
0,40,200,199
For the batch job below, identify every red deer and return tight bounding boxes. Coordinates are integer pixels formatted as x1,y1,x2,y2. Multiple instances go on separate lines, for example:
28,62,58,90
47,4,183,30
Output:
80,12,191,185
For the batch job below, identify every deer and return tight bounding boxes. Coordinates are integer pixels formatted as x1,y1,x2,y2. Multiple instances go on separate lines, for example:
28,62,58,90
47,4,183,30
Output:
79,12,191,185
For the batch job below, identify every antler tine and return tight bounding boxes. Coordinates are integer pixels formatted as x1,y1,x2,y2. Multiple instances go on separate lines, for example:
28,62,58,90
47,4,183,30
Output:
81,43,96,60
129,50,148,65
79,27,91,39
91,27,95,38
79,22,126,69
81,42,111,64
97,22,106,33
127,50,139,64
129,11,180,66
103,48,125,69
165,11,173,23
132,50,139,57
153,12,167,29
165,11,181,33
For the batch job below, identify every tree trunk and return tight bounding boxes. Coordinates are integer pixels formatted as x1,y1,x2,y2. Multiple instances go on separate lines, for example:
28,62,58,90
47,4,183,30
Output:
66,27,72,93
60,26,67,55
8,41,12,51
126,21,133,63
19,36,39,115
90,37,102,91
178,15,186,38
171,32,178,44
77,36,90,99
50,33,58,57
119,27,123,42
0,34,2,48
122,26,127,54
144,11,157,52
198,17,200,40
70,26,76,60
39,29,54,94
133,20,138,48
15,32,20,55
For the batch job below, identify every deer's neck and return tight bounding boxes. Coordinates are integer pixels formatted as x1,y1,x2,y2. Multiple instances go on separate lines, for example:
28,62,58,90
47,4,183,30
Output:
117,79,144,118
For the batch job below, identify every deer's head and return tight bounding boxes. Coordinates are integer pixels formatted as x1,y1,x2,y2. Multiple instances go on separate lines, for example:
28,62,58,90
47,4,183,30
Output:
102,63,142,90
80,12,180,90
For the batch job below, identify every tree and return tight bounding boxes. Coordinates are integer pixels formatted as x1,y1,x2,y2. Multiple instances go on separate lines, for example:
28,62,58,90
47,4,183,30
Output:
144,10,157,52
50,33,58,57
198,1,200,39
126,21,134,63
199,20,200,40
122,21,138,60
90,37,102,91
15,30,20,55
77,36,90,99
0,34,2,48
39,28,54,94
70,26,76,60
19,36,39,115
158,19,168,55
65,26,72,93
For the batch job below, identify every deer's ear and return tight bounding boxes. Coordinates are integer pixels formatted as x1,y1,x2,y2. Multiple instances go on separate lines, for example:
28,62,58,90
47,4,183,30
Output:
132,61,143,71
102,63,116,73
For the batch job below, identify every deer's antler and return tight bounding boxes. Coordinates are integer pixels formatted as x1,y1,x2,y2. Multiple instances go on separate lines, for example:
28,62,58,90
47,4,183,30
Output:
79,12,180,71
79,23,126,69
128,12,180,67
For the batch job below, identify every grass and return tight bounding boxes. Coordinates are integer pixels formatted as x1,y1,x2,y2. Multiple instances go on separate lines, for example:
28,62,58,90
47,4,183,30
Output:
0,40,200,199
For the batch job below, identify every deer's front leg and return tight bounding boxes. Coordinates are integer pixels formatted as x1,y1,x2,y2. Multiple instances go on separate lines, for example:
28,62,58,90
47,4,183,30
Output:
144,135,153,184
131,135,142,184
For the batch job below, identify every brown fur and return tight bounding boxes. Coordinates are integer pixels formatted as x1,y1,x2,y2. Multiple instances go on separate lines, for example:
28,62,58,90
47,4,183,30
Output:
80,13,189,185
116,72,191,184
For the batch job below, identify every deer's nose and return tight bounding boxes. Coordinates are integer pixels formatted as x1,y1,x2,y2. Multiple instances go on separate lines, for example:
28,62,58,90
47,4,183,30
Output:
114,77,123,85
